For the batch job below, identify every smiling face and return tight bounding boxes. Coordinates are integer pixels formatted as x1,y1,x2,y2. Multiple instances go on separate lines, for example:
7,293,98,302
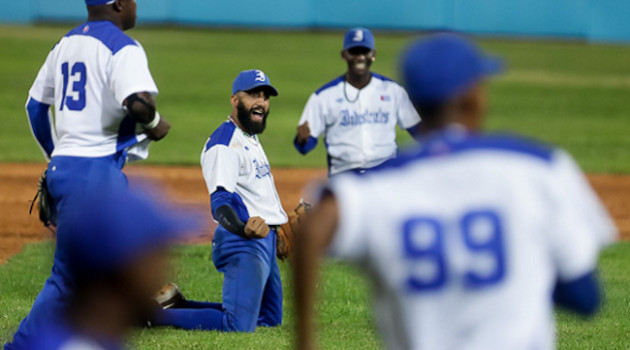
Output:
232,88,271,135
342,46,375,76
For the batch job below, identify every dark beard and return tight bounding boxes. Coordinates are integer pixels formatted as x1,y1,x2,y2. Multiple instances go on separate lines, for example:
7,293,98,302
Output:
236,101,268,135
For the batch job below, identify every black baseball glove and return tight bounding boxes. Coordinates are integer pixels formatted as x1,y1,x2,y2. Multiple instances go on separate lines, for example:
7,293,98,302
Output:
30,170,57,228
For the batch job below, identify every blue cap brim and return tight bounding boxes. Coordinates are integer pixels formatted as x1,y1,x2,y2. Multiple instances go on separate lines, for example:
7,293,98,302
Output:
237,82,279,96
344,42,375,51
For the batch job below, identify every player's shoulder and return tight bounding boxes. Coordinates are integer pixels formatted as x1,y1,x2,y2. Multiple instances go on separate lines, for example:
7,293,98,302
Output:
314,75,345,95
371,72,398,84
376,130,558,173
204,121,237,152
371,72,406,92
64,21,138,55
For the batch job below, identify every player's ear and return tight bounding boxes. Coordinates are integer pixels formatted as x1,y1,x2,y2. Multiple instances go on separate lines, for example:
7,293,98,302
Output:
230,94,239,108
112,0,123,12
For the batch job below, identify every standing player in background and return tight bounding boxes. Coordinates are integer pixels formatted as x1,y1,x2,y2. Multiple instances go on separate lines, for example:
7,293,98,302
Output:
294,27,421,176
153,70,297,332
26,188,194,350
294,34,617,350
7,0,170,349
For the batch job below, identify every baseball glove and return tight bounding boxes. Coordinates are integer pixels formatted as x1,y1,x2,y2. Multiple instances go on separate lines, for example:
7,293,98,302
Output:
277,201,312,262
30,170,57,228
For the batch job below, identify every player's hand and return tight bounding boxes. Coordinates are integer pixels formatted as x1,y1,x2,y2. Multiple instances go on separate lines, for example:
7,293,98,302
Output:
296,122,311,145
244,216,270,239
145,115,171,141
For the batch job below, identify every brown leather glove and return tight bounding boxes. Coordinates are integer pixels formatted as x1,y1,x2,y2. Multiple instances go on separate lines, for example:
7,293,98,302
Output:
278,201,312,262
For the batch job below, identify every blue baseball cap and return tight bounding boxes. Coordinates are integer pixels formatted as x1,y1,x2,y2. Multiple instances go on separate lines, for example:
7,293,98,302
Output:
401,33,503,104
343,27,375,51
232,69,279,96
57,187,199,278
85,0,115,5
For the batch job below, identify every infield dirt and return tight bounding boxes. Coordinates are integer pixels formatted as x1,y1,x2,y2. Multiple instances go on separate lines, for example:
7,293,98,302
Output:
1,163,628,264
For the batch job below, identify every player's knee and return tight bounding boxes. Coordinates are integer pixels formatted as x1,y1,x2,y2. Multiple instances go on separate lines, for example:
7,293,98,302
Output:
224,313,256,332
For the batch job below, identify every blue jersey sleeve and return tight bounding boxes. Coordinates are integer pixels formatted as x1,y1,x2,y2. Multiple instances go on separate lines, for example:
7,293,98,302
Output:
294,135,318,155
26,97,55,160
553,270,601,316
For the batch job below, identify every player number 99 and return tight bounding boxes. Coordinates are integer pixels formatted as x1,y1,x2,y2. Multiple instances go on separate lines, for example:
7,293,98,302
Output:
402,210,506,293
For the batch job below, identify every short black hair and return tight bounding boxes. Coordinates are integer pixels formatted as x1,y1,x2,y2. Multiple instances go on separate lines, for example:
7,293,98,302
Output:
414,101,448,123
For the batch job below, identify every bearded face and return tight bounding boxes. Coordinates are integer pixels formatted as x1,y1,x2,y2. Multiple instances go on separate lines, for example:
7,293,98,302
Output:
236,98,269,135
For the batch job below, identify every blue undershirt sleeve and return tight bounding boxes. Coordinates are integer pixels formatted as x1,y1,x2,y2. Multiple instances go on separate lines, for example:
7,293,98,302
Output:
553,270,601,316
405,123,422,142
294,135,318,155
26,97,54,160
211,188,249,238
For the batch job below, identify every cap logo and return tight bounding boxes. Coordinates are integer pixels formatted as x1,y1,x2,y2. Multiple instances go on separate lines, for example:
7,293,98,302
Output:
353,30,364,42
254,70,266,82
83,25,90,33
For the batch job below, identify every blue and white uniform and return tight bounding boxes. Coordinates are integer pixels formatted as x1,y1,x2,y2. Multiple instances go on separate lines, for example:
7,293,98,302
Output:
27,21,157,161
328,130,617,350
296,74,420,175
7,19,159,350
201,119,288,226
155,117,287,332
202,118,287,331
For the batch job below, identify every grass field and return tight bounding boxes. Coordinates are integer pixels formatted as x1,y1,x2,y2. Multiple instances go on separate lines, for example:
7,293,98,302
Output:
1,25,630,171
1,242,629,349
1,25,629,349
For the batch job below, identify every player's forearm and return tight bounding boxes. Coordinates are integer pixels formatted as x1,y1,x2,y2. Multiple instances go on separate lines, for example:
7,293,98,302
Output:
211,189,249,238
123,92,156,124
294,194,339,350
123,92,170,141
26,97,55,160
214,205,248,238
294,214,319,350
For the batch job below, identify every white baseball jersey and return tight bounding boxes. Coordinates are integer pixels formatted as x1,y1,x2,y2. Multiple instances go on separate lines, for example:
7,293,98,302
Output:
328,129,616,350
298,73,420,175
201,119,288,225
28,21,158,159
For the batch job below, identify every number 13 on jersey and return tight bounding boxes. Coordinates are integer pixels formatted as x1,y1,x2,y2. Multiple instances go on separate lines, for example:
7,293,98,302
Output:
402,209,506,293
60,61,87,111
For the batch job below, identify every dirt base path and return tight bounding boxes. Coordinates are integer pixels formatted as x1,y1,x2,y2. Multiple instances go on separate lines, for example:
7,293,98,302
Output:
0,163,627,264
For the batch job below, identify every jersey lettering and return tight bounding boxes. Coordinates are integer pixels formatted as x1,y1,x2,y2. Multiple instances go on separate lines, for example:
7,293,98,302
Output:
403,209,506,293
60,62,87,111
339,109,389,127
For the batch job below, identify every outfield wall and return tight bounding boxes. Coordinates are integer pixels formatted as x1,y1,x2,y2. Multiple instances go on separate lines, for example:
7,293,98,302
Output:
1,0,629,43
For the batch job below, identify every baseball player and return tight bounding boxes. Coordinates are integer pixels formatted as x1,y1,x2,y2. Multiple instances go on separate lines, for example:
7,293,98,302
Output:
294,34,617,350
294,27,421,176
25,187,193,350
153,69,297,332
7,0,170,348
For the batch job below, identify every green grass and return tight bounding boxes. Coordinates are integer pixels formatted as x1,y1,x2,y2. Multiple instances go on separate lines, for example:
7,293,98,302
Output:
1,241,629,349
1,25,630,171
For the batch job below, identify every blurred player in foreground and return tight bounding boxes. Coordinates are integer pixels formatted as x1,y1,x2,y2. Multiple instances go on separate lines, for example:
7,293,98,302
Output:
294,34,617,350
8,0,170,348
25,187,195,350
294,27,421,176
153,70,302,332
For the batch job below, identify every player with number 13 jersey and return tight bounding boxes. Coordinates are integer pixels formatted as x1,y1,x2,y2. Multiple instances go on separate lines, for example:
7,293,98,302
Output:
8,1,171,349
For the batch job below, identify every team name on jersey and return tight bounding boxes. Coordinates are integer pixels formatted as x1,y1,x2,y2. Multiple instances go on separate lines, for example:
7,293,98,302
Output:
253,159,271,179
340,108,390,127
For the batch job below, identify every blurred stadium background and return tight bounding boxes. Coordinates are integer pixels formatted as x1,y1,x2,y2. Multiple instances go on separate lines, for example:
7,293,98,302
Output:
1,0,629,349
